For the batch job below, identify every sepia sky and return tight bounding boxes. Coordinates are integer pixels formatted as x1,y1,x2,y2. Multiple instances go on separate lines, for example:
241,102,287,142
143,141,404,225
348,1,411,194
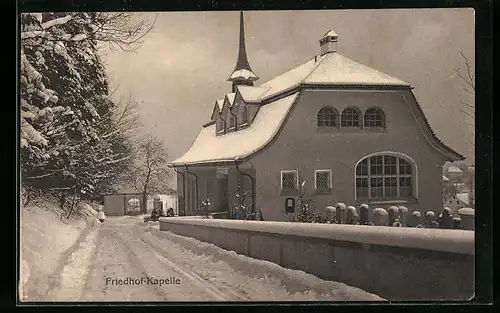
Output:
103,8,475,172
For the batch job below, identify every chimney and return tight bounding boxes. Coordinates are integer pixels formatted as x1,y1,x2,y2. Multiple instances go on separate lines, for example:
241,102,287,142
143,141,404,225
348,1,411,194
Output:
319,30,338,55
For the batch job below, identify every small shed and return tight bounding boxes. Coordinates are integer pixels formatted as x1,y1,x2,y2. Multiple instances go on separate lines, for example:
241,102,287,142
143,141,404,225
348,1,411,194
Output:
103,193,144,216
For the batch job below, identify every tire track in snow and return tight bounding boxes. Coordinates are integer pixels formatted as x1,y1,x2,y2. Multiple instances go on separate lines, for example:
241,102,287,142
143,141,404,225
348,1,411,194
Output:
136,234,250,301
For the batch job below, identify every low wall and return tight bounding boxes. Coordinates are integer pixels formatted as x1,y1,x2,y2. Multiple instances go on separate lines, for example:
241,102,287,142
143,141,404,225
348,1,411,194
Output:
159,218,474,301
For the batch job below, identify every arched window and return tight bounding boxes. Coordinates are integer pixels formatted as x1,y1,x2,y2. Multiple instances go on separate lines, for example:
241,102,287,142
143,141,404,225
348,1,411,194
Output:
317,107,338,127
355,154,415,199
364,107,385,128
341,107,361,127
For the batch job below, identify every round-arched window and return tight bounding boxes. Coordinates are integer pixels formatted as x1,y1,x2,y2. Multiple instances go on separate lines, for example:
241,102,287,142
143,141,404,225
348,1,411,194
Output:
317,107,338,127
355,154,415,199
341,107,361,127
364,107,385,128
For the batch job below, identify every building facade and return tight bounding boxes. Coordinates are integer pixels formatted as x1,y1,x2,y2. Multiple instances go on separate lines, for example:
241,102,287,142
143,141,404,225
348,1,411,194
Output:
168,12,465,221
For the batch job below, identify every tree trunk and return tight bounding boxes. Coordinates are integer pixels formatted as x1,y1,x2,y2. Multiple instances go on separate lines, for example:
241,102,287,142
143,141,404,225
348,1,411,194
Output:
142,193,148,214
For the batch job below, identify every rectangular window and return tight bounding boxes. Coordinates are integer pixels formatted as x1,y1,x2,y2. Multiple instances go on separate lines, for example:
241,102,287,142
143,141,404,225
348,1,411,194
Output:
217,119,225,133
241,106,248,124
281,170,298,190
229,115,236,128
315,170,331,191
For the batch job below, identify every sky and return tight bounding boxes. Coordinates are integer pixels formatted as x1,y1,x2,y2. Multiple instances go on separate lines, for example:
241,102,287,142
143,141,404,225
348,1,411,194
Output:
103,9,475,179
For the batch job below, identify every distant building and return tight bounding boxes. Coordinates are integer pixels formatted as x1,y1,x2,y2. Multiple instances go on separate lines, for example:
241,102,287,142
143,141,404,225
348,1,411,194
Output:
168,12,465,220
446,166,463,182
444,192,470,215
102,192,144,216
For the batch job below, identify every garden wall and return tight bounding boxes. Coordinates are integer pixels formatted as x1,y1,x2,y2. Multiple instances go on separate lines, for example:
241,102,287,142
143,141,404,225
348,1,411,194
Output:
159,217,474,301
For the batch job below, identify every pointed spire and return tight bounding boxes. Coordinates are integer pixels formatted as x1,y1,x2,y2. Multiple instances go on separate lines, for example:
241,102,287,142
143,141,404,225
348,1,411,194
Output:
235,11,253,72
228,11,258,91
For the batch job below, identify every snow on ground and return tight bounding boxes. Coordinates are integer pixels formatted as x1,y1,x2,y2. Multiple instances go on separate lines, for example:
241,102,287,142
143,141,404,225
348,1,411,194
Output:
20,200,99,302
144,222,383,301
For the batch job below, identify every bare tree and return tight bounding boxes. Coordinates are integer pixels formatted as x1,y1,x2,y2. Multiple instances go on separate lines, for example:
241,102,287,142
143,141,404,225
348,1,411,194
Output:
454,49,475,145
21,12,157,52
127,135,171,214
295,174,322,223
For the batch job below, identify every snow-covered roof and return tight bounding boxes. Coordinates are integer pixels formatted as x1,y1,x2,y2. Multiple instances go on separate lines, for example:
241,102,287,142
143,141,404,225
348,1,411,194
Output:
456,193,470,205
323,30,338,38
442,175,449,182
303,53,410,87
236,85,270,103
229,68,259,81
447,166,463,173
256,52,410,101
225,92,236,107
215,99,224,112
170,93,298,166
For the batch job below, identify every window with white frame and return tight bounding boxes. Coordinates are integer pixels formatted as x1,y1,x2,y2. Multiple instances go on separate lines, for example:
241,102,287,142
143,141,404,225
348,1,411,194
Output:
355,154,414,199
281,170,298,191
315,170,332,192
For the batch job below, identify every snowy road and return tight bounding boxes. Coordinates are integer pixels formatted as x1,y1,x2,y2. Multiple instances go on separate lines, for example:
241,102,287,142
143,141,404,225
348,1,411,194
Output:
81,216,383,302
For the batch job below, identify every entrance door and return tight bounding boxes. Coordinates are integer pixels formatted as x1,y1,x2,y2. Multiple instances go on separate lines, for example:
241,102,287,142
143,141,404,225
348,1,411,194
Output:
219,176,229,214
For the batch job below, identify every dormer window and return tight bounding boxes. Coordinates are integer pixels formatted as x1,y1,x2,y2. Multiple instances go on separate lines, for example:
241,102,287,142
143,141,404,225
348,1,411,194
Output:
241,106,248,124
229,115,236,129
217,118,225,133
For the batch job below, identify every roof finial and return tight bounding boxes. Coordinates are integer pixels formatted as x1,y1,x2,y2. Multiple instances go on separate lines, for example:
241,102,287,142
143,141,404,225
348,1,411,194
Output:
228,11,259,92
319,30,338,55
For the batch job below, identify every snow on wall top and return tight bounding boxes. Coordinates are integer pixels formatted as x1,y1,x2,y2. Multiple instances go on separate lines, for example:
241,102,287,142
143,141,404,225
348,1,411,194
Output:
158,217,475,255
170,93,298,165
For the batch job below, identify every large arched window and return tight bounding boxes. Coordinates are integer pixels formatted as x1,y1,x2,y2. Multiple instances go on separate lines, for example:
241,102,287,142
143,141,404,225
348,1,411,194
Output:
364,107,385,128
317,107,338,127
341,107,361,127
355,154,415,199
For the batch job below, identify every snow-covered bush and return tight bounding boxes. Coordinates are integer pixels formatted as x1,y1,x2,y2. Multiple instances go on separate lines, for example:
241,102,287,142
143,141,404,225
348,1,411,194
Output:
358,204,370,225
345,206,357,224
334,202,346,224
387,206,399,226
424,211,436,228
397,206,408,226
372,208,388,226
325,206,336,223
295,179,322,223
458,208,474,230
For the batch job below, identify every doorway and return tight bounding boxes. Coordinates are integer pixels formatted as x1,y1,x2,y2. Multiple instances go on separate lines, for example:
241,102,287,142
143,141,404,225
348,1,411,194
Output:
219,176,229,214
